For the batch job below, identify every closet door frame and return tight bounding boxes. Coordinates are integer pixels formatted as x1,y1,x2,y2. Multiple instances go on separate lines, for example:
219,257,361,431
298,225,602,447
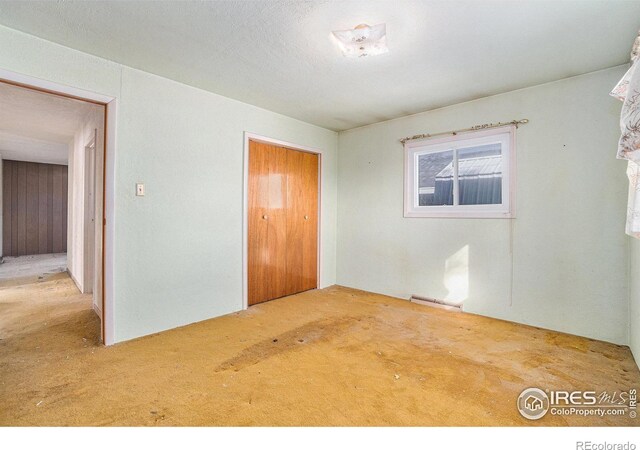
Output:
242,132,322,310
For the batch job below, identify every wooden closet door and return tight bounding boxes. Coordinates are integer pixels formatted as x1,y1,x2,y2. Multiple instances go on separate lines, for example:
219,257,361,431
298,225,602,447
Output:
248,141,288,305
248,141,318,306
286,149,318,294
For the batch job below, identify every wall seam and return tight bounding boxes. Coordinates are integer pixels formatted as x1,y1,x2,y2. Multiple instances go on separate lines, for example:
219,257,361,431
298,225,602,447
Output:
628,234,632,347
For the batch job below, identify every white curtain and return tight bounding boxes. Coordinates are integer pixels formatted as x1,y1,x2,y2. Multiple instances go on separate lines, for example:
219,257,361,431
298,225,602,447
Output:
626,161,640,238
611,33,640,238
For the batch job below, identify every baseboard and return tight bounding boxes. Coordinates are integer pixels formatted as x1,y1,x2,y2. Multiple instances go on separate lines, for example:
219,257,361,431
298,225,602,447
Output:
68,269,84,293
92,302,102,320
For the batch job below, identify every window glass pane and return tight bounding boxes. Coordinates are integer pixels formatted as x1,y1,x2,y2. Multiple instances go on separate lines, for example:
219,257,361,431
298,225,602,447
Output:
417,150,454,206
457,143,502,205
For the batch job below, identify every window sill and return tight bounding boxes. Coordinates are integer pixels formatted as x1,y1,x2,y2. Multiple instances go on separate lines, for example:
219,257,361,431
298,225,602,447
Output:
404,210,514,219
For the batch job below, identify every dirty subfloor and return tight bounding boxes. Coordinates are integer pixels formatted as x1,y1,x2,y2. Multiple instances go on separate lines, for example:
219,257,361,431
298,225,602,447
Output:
0,253,67,280
1,272,639,426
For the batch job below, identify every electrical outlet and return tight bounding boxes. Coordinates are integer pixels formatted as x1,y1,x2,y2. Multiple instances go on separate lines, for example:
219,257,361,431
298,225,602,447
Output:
136,183,145,196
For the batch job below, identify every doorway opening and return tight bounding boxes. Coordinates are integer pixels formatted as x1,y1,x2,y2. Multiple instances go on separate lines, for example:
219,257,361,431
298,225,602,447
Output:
0,79,108,344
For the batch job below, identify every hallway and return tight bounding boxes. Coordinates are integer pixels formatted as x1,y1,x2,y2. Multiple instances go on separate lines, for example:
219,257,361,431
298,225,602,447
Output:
0,253,67,281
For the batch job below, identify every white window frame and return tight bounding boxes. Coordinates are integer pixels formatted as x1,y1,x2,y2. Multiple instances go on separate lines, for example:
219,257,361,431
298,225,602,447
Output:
404,125,516,218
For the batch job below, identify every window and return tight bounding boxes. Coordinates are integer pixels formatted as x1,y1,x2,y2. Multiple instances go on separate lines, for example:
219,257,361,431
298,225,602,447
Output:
404,126,515,218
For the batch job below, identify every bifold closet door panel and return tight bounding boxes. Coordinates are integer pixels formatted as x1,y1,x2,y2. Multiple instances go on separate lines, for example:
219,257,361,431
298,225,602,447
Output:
266,145,288,301
285,149,304,295
247,142,288,305
285,149,318,294
300,151,318,291
247,141,268,305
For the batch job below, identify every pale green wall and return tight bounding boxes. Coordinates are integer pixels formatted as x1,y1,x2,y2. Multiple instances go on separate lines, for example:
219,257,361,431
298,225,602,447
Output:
337,66,630,344
0,25,338,342
115,68,338,341
0,23,632,347
630,238,640,361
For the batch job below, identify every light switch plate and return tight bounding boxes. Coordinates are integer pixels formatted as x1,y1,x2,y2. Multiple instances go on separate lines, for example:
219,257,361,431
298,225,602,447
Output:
136,183,145,196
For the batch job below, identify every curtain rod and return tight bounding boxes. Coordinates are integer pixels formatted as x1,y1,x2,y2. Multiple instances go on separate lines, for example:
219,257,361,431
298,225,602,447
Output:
399,119,529,144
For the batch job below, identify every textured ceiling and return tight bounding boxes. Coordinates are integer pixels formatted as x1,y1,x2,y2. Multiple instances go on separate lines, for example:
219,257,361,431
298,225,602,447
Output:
0,0,638,131
0,82,96,164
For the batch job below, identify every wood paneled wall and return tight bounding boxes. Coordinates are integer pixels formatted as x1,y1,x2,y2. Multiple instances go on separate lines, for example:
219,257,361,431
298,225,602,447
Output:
2,160,68,257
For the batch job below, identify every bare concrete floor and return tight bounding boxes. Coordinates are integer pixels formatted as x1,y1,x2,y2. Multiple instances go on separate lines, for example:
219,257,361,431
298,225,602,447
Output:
0,272,638,426
0,253,67,281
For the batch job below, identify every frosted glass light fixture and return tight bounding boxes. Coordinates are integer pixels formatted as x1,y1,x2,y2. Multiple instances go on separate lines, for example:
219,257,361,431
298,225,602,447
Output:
332,23,388,57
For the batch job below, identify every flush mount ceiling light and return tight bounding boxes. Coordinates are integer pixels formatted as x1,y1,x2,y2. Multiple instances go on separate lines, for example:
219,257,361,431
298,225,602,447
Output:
332,23,388,58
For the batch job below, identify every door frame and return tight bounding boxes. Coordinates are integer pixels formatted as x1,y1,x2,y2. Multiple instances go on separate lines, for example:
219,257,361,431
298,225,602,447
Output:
0,68,117,345
242,132,323,310
83,130,97,295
